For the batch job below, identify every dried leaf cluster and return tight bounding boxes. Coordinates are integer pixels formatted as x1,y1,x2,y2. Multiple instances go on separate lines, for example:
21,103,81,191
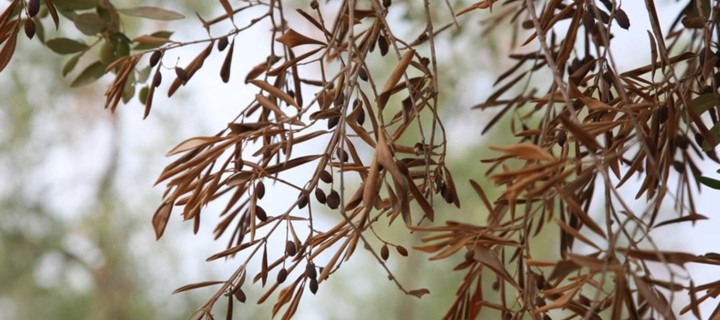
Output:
4,0,720,319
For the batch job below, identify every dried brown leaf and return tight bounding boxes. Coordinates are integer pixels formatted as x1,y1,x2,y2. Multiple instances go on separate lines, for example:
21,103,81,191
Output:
152,202,172,240
220,39,234,83
490,144,555,161
166,137,222,156
172,280,225,294
276,28,325,48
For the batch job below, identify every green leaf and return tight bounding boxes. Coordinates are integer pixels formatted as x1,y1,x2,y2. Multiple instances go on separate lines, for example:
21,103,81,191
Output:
150,31,173,39
137,65,151,83
72,13,106,35
51,0,96,10
62,52,82,76
71,61,105,87
46,38,88,54
111,32,132,44
57,8,78,21
698,176,720,190
133,31,174,50
99,40,116,65
32,17,45,43
689,94,716,116
117,6,185,21
702,122,720,151
122,71,136,103
138,86,149,104
116,41,130,57
122,81,135,104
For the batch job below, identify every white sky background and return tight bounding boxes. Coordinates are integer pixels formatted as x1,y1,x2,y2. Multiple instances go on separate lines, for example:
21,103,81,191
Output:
5,0,720,319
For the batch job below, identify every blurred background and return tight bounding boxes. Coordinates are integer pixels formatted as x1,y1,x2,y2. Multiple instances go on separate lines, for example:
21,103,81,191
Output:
2,0,719,319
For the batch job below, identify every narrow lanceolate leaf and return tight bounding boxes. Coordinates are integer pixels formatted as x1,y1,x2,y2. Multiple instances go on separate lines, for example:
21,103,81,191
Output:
248,79,299,109
634,275,675,319
44,0,59,29
0,22,19,73
46,38,88,54
118,6,185,20
143,72,157,119
226,155,322,185
72,13,106,35
275,28,325,48
378,49,415,109
698,176,720,189
70,61,105,87
261,245,268,286
62,53,82,76
455,0,494,17
152,202,172,240
133,31,173,50
166,137,223,156
133,35,172,45
50,0,95,10
653,214,708,228
206,239,263,261
219,0,234,21
168,41,214,97
363,148,383,211
220,39,235,83
689,94,716,116
473,245,518,288
490,144,554,161
469,180,493,213
172,280,225,294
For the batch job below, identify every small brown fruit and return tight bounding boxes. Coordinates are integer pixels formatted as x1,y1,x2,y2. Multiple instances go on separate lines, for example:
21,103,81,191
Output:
285,241,297,257
358,67,368,81
152,71,162,87
149,50,162,67
23,19,35,39
234,289,246,303
255,181,265,199
378,35,389,56
277,268,288,283
355,104,365,125
175,67,188,81
27,0,40,17
309,278,318,294
326,190,340,209
556,130,567,146
615,9,630,30
319,170,333,183
297,194,309,209
380,244,389,261
396,246,408,256
217,36,229,51
306,262,316,279
327,115,339,129
336,148,349,162
255,206,267,222
314,188,326,204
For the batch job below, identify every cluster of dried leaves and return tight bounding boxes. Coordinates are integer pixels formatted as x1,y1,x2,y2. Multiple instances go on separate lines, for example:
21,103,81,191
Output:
4,0,720,318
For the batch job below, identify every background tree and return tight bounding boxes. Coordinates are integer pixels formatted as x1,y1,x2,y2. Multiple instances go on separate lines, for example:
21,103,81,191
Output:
3,0,720,319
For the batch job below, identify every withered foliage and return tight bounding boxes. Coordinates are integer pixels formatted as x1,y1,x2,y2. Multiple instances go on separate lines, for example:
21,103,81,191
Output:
4,0,720,319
